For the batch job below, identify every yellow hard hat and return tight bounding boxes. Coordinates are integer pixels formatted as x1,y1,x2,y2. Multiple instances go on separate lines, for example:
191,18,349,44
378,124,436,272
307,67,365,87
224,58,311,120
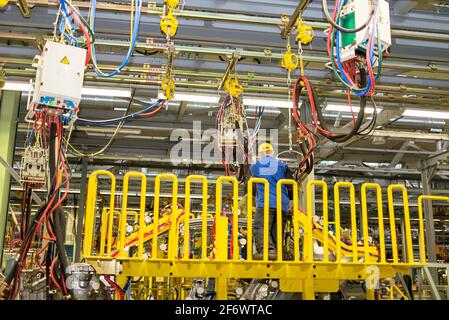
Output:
258,142,273,154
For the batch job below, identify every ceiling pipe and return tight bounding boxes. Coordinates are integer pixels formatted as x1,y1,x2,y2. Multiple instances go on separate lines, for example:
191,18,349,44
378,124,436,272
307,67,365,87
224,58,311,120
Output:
2,57,449,96
323,113,446,129
5,69,448,106
8,0,449,43
1,32,449,74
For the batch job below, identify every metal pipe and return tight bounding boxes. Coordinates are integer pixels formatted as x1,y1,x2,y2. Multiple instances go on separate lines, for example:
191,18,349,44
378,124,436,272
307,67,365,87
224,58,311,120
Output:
10,0,449,42
218,51,240,90
17,0,31,18
280,0,312,39
3,55,449,95
323,113,447,129
5,68,448,106
1,32,449,74
342,147,435,155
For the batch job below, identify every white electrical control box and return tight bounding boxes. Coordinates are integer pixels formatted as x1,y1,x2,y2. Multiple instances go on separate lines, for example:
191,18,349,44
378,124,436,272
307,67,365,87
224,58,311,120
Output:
339,0,391,62
32,41,86,110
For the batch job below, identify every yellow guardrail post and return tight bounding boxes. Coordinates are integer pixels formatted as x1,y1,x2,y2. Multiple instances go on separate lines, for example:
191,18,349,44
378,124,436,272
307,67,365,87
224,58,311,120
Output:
99,207,108,256
334,182,357,263
387,185,413,264
418,195,449,264
215,176,239,261
361,183,386,263
306,181,328,262
153,174,178,260
83,170,116,258
277,179,299,262
184,175,208,260
119,172,147,259
247,178,269,261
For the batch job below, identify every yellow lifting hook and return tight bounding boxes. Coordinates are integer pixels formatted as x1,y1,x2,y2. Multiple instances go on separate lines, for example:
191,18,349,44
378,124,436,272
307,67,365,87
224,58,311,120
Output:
0,0,9,7
295,19,314,46
161,77,176,100
164,0,179,7
281,46,299,72
224,77,244,98
160,11,179,38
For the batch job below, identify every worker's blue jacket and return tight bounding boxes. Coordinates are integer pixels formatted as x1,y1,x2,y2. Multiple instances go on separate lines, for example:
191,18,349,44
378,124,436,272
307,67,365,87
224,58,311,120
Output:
249,156,293,213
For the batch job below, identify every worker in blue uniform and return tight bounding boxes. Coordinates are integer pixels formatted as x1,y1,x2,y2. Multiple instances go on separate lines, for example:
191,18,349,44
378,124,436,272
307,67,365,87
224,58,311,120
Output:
250,142,294,260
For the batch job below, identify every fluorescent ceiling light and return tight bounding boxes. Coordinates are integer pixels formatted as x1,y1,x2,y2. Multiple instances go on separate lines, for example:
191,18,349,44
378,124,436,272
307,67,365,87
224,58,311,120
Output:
158,92,220,103
325,104,381,114
82,87,131,98
3,82,132,98
403,109,449,120
2,81,32,92
243,98,292,109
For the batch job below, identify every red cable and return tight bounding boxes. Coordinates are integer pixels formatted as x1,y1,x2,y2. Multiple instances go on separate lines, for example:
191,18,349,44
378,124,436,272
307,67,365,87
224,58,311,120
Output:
137,101,165,117
50,257,62,292
347,89,356,126
104,275,124,300
69,8,92,65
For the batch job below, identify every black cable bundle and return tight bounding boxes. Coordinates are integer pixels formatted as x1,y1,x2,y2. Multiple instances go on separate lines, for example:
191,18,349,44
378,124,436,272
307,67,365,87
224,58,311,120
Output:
292,68,377,183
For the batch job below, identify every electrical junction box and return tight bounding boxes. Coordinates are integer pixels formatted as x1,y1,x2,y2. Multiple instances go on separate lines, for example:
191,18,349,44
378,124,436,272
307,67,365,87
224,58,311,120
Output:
339,0,391,62
32,41,86,111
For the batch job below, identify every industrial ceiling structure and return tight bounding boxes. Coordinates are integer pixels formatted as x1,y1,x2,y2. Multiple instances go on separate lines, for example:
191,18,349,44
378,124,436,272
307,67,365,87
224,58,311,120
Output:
0,0,448,176
1,0,449,302
0,0,447,224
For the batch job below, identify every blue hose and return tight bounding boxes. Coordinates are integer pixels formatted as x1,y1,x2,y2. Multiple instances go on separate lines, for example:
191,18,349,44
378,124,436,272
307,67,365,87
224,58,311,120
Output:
90,0,143,78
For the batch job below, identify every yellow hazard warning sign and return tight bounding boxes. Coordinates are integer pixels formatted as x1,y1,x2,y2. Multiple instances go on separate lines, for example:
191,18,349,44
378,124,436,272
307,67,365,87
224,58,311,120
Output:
60,56,70,65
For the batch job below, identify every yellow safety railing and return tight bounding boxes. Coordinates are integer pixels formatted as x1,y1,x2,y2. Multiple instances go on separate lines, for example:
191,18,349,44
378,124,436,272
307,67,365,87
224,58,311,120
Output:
215,176,239,261
153,174,178,260
417,195,449,264
361,183,386,263
306,180,328,262
83,171,427,268
387,185,413,264
83,170,116,258
120,172,147,259
334,182,357,263
277,179,300,262
183,175,208,260
247,177,270,261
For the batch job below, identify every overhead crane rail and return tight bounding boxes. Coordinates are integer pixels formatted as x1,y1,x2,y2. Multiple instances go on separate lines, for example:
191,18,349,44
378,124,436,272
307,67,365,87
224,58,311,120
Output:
81,170,439,299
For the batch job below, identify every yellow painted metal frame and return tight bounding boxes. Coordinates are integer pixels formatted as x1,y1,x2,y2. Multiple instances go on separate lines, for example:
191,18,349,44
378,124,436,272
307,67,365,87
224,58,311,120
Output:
83,171,428,300
247,177,270,261
361,183,386,263
84,170,116,257
120,172,147,259
183,175,208,260
417,195,449,264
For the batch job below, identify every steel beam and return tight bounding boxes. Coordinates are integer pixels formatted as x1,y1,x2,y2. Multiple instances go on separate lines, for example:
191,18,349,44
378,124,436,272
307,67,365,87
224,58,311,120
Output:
9,1,449,42
280,0,312,39
218,51,240,90
420,162,439,290
0,90,21,263
17,0,31,18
